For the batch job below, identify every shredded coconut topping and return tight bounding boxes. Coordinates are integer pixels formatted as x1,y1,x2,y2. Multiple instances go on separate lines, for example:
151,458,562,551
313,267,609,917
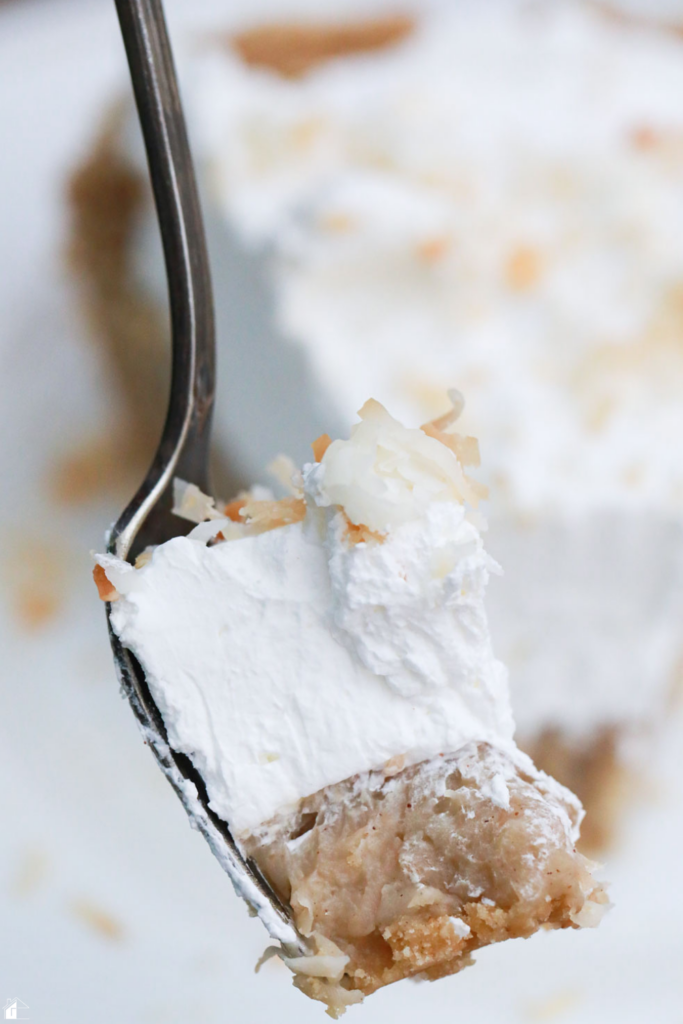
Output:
304,396,482,534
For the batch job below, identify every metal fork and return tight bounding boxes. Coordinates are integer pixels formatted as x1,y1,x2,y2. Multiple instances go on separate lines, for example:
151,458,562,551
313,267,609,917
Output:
107,0,304,952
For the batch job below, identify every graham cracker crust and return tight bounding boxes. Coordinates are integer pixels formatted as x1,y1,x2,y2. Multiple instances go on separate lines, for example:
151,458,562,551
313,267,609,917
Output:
229,16,414,79
246,744,608,1015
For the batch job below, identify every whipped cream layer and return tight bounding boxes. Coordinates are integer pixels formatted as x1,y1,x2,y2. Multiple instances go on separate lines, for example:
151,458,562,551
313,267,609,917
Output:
100,402,515,835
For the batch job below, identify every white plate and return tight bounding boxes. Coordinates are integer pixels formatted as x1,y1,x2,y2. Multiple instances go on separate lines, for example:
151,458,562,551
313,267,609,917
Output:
0,2,681,1022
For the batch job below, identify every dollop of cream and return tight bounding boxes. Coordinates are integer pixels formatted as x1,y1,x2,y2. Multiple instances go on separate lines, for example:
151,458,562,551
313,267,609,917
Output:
322,502,502,701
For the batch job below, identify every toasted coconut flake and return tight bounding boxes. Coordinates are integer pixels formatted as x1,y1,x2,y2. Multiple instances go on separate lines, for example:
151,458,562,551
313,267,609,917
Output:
419,390,485,505
241,497,306,531
456,435,481,468
505,244,543,291
93,564,119,602
343,514,385,546
254,945,282,974
172,479,222,524
421,423,481,468
283,953,350,982
134,549,153,569
468,478,489,502
224,498,248,522
230,16,414,79
282,935,351,986
312,433,333,462
454,473,485,509
307,396,486,531
416,236,450,263
423,388,465,432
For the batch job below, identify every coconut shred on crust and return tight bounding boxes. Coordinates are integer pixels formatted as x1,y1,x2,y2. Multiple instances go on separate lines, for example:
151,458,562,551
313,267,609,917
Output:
94,395,608,1013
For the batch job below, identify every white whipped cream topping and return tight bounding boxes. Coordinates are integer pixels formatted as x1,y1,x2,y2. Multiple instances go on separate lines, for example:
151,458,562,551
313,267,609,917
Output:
318,503,503,704
100,402,515,835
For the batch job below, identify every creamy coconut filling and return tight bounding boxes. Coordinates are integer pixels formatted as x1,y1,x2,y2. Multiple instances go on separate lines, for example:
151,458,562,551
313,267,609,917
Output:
244,743,607,1015
96,397,607,1010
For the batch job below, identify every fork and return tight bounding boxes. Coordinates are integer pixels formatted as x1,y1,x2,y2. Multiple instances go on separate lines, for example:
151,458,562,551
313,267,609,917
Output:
107,0,304,952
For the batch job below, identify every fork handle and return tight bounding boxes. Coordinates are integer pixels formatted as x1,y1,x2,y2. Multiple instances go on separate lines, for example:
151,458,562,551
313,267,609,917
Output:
112,0,215,558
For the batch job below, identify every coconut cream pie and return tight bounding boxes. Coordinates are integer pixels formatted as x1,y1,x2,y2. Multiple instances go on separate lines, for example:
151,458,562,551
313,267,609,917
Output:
95,397,607,1015
72,0,683,850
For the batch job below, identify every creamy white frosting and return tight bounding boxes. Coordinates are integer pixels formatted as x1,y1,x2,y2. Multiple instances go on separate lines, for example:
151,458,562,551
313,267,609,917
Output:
100,402,516,835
